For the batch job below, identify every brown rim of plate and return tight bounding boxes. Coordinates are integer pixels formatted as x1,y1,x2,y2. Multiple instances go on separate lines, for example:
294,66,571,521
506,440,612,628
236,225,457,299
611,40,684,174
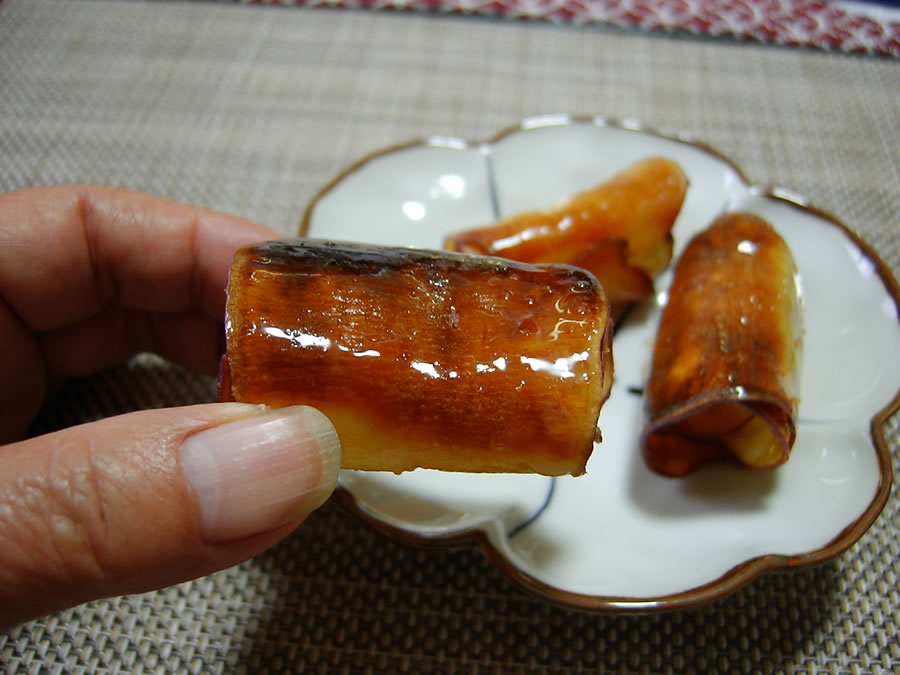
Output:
301,114,899,614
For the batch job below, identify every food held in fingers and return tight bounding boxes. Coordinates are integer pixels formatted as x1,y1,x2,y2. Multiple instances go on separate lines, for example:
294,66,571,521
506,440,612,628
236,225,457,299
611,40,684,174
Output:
444,157,688,313
642,212,802,477
221,240,614,476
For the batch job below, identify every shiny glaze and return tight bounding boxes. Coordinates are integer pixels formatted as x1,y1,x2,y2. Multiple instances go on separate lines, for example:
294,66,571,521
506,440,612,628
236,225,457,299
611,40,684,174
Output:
643,212,802,477
444,157,688,312
221,240,613,475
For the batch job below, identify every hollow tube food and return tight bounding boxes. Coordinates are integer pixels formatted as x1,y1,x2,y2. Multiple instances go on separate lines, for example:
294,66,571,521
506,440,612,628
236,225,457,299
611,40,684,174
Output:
220,240,614,476
444,157,688,313
642,212,802,477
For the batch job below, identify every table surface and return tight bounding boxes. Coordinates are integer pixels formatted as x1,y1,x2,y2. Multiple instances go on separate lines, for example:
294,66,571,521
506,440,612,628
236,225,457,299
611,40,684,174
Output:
1,0,898,672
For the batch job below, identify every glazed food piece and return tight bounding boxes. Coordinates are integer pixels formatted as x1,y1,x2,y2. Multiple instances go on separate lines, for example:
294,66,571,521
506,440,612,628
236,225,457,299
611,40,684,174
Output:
444,157,688,312
221,240,614,476
642,212,802,477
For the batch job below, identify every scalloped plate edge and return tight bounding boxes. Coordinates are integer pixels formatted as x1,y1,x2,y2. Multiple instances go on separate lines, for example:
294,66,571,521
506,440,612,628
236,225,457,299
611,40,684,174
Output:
302,115,898,613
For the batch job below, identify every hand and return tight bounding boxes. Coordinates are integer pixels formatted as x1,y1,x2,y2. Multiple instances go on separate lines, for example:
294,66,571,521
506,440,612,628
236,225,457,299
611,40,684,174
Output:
0,186,341,629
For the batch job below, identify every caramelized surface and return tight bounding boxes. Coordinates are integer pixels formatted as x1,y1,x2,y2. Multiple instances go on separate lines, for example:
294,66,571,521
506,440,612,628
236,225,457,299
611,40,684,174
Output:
642,212,801,477
444,157,687,311
222,240,614,476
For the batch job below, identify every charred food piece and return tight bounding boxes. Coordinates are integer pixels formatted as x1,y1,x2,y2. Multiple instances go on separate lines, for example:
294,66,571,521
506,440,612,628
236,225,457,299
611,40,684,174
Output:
221,240,614,476
642,212,802,477
444,157,688,314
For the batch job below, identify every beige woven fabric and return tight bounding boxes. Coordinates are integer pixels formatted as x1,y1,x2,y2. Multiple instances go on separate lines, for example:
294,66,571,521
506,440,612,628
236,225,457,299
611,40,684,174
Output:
1,0,898,672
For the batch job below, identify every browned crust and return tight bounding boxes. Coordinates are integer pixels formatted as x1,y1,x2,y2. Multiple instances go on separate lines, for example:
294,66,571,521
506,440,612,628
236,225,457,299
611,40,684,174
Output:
222,240,613,476
642,212,800,476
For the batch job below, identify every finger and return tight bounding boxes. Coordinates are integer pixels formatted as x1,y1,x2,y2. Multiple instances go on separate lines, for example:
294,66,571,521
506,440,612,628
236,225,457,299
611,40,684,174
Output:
0,185,280,332
0,185,280,441
39,307,224,378
0,403,341,629
0,296,47,441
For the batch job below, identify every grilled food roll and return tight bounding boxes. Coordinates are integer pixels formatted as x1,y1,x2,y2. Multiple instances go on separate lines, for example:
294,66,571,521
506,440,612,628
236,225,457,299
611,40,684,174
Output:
642,212,802,477
220,240,614,476
444,157,688,313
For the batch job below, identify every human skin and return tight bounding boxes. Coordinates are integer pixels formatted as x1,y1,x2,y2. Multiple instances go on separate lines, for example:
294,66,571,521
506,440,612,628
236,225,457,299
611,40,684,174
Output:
0,186,340,628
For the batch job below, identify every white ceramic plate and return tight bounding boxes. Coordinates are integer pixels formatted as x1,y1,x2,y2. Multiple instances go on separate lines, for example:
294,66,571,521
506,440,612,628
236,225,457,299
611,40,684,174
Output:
301,115,899,611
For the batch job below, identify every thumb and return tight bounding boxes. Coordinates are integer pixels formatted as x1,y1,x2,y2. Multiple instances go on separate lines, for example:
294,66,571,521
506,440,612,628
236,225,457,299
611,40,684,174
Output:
0,403,341,629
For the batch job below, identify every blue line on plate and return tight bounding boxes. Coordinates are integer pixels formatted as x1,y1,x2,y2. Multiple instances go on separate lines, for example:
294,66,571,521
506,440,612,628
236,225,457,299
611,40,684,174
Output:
509,477,556,539
483,145,501,220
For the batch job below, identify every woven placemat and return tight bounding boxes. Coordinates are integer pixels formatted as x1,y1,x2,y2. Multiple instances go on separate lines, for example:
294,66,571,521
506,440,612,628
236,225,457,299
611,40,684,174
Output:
1,1,898,672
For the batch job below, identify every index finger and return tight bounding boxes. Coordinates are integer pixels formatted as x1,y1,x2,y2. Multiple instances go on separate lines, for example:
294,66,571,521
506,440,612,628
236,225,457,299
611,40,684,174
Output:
0,185,280,332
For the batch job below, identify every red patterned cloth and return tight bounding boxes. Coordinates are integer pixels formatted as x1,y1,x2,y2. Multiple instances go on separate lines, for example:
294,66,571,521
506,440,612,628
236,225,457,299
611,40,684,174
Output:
259,0,900,56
